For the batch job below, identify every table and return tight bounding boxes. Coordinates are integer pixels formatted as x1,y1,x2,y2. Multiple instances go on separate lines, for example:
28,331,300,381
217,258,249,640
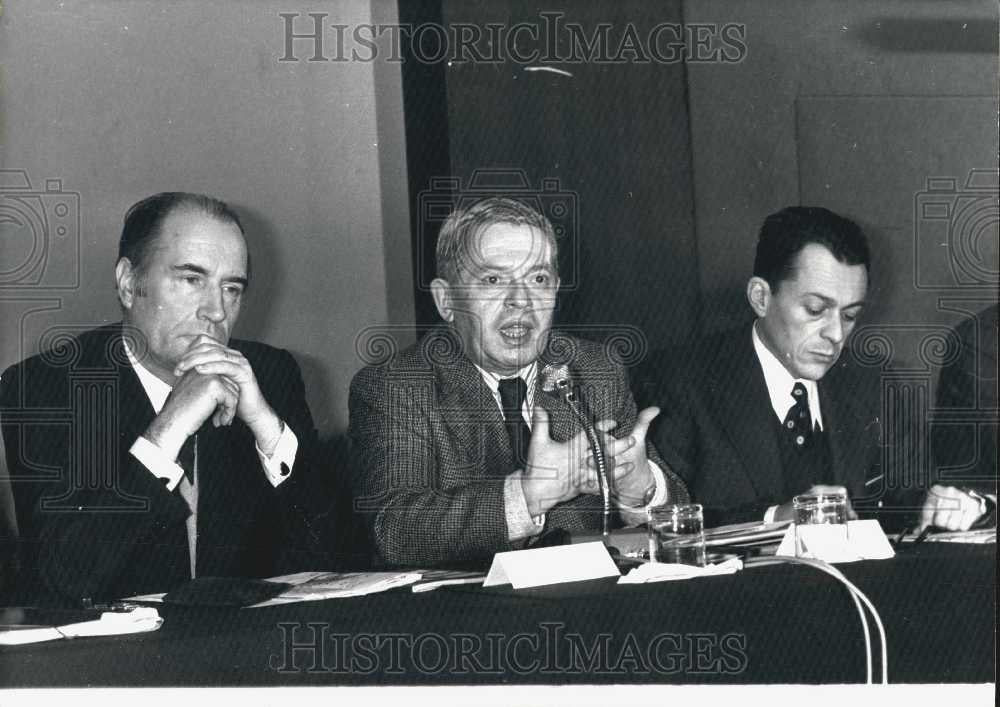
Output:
0,544,994,686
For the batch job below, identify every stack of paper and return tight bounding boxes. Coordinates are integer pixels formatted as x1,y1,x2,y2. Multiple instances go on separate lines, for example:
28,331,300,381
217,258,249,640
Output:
703,520,792,547
248,571,422,607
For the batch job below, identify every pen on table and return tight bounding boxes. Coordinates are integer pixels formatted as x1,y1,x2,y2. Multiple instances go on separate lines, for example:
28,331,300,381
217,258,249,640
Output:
912,526,933,544
864,474,884,487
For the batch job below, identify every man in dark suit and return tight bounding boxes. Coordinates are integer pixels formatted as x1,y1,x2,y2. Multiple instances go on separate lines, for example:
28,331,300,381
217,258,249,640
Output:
924,303,998,531
642,207,892,526
350,197,688,567
0,192,322,603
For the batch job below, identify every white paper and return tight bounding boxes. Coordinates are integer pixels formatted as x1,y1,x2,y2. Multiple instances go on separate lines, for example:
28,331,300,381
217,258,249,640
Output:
484,541,620,589
251,571,422,607
618,558,743,584
0,607,163,646
775,519,895,563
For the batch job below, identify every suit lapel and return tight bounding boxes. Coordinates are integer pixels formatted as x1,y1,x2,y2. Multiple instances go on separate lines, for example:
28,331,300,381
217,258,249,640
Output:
434,338,514,479
818,370,866,492
85,324,159,462
708,330,786,500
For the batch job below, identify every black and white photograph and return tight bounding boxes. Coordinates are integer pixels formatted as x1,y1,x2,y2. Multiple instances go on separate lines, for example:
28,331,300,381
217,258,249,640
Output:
0,1,996,703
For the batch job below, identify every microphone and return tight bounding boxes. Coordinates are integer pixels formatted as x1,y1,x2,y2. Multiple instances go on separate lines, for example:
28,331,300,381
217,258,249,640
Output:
540,364,612,536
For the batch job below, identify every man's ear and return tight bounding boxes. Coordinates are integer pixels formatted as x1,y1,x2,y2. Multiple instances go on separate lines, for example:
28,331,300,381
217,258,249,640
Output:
430,278,454,322
115,257,138,309
746,276,771,318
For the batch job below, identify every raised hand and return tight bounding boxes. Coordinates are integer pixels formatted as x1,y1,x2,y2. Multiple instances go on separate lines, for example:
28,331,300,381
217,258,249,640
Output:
520,406,603,517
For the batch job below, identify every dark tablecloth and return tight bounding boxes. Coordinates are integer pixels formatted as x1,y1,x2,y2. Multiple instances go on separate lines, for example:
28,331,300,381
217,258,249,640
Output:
1,543,994,686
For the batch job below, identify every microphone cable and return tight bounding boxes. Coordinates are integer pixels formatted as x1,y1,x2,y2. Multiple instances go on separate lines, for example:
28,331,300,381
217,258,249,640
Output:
540,364,612,536
745,555,888,684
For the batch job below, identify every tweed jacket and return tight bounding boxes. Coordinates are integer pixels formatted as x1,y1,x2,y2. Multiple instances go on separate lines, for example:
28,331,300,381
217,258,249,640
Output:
349,328,689,566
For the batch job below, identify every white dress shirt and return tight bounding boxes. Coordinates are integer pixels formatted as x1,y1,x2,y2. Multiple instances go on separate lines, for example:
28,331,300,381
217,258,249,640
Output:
124,340,299,577
473,362,668,541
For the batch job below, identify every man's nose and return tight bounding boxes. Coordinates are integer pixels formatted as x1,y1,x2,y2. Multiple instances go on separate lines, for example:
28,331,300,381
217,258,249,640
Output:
197,288,227,323
821,312,845,344
504,280,530,308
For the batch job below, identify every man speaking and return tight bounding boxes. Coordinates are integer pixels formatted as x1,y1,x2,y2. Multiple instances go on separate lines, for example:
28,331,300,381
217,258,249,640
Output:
1,192,322,603
349,197,688,566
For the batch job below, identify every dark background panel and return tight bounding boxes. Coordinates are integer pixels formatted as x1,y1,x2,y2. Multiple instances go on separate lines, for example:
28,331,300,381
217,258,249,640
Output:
402,0,699,353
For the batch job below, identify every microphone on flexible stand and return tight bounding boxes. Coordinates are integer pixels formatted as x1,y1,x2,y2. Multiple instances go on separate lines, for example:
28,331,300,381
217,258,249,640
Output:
540,364,611,537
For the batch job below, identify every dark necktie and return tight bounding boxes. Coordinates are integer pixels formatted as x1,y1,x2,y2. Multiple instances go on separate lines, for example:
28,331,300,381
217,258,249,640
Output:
783,382,813,448
176,435,198,578
498,377,532,470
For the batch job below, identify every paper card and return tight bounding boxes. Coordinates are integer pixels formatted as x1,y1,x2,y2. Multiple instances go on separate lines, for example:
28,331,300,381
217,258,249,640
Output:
484,541,620,589
775,520,895,563
845,519,895,559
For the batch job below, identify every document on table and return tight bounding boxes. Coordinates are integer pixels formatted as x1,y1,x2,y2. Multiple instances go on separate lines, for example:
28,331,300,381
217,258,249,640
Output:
0,607,163,646
249,571,424,607
902,527,996,544
703,520,792,546
125,571,424,607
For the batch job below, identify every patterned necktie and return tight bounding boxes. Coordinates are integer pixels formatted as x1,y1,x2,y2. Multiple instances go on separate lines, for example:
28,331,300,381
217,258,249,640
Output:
783,382,813,448
498,377,532,470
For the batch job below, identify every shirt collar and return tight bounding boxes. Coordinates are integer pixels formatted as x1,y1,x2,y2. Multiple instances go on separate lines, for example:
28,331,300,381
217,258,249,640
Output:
123,337,173,414
751,322,823,429
474,361,538,398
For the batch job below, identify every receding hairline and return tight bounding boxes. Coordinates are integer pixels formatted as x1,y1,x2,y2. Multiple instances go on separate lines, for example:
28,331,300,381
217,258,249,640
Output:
127,206,250,279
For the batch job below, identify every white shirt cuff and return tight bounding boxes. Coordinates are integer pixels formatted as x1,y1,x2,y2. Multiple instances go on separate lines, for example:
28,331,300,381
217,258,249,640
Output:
504,471,546,541
617,461,668,526
130,436,184,492
256,422,297,488
644,461,669,509
764,505,779,524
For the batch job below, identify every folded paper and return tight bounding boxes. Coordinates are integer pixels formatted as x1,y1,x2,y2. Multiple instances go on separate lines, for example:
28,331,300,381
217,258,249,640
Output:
484,541,620,589
775,519,895,562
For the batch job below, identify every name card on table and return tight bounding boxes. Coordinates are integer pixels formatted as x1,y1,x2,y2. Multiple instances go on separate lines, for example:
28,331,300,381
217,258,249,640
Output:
484,541,621,589
775,519,895,563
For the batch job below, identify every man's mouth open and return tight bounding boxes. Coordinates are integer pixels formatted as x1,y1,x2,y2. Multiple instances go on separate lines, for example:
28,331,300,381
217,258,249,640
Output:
499,322,533,344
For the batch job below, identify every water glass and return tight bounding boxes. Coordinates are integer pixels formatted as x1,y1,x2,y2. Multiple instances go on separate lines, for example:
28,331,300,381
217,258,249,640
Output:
648,503,706,567
792,493,848,558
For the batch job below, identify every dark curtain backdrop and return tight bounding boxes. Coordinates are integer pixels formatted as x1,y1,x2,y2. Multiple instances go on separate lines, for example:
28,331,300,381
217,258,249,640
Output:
401,0,699,358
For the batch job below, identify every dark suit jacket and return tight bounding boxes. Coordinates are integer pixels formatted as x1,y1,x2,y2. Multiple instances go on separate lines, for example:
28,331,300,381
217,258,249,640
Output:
348,328,689,567
0,323,325,604
638,324,904,526
933,304,998,495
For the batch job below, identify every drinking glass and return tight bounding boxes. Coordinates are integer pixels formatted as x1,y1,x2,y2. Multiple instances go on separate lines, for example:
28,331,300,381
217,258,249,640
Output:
647,503,706,566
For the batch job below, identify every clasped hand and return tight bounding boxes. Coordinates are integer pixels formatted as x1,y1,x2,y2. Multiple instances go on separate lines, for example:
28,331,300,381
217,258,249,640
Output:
144,336,281,459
